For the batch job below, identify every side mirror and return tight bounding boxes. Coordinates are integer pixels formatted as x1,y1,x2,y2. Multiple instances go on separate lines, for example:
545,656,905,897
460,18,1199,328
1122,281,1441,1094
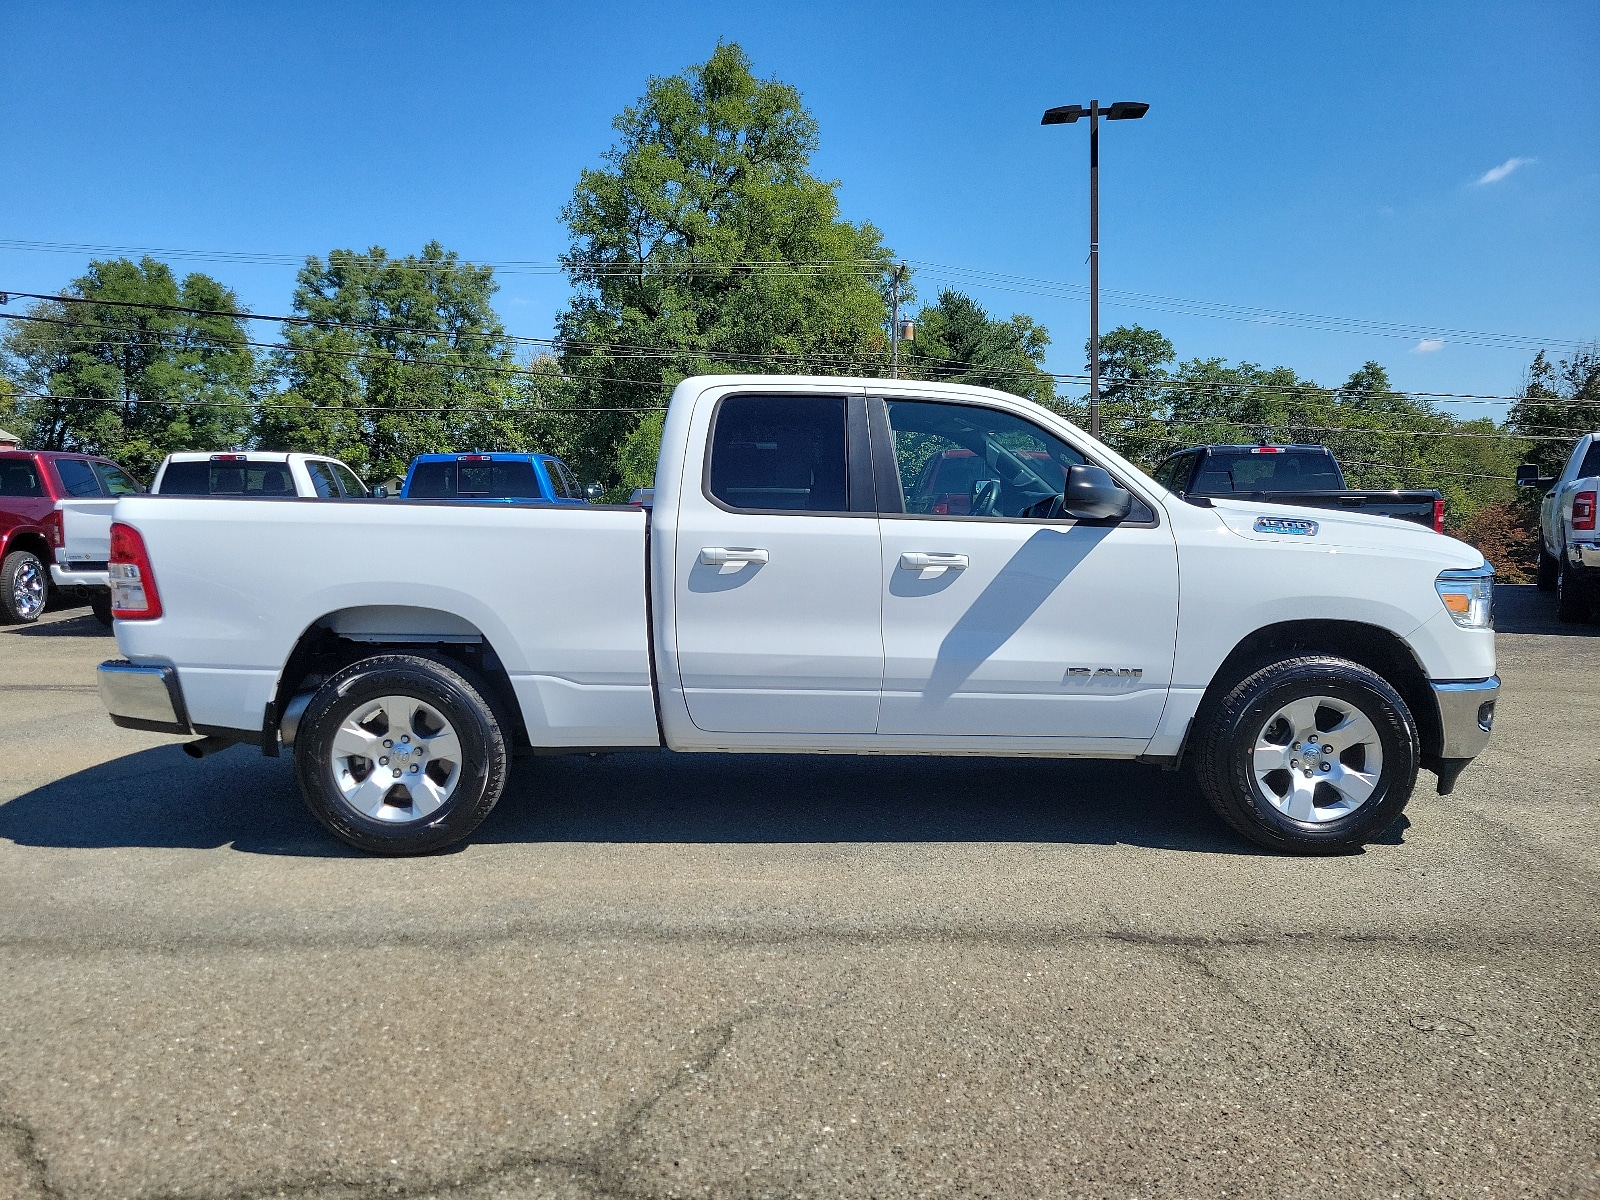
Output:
584,482,605,501
1515,464,1539,488
372,485,389,499
1062,464,1133,521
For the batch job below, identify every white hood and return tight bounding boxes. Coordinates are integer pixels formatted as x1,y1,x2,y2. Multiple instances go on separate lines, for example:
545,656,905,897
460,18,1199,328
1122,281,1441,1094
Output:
1210,497,1486,571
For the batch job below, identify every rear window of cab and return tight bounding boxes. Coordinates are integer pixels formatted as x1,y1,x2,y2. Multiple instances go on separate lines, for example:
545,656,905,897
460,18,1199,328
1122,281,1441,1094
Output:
159,460,295,496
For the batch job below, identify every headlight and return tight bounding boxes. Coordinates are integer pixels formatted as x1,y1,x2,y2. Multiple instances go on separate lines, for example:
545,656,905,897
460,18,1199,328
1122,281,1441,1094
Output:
1436,563,1495,629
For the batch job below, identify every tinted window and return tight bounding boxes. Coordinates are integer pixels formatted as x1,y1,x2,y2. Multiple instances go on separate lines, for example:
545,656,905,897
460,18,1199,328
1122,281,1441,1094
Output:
329,462,368,496
158,460,296,495
1192,450,1342,493
885,400,1084,518
93,462,142,495
1580,442,1600,479
407,460,543,500
709,395,848,512
306,461,340,497
54,458,104,497
551,459,581,499
0,460,44,497
1152,456,1182,490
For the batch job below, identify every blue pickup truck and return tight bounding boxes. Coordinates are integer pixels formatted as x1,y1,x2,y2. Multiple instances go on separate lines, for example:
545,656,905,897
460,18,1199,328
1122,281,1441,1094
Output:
399,453,597,504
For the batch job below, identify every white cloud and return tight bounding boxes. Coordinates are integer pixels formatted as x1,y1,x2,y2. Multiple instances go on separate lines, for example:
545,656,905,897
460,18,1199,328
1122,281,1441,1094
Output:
1475,157,1535,185
1413,338,1445,354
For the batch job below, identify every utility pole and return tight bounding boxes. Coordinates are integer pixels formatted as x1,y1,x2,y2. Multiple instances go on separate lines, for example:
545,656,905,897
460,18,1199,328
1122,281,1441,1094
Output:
890,262,907,379
1041,98,1149,440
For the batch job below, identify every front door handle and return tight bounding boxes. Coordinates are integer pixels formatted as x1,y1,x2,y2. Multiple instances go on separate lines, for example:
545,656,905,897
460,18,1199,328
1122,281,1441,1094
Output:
899,552,969,570
700,547,770,566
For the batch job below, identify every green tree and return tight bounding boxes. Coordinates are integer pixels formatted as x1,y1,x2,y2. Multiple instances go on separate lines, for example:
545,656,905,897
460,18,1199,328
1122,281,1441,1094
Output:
554,42,897,484
257,243,537,482
1094,324,1174,462
1,257,257,476
1506,348,1600,478
903,290,1055,405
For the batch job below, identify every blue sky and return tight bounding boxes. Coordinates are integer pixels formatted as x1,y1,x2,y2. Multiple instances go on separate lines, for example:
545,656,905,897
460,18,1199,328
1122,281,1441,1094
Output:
2,0,1596,415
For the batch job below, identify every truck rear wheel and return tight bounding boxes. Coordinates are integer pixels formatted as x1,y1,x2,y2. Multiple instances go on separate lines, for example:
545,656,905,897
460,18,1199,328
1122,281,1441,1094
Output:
1556,557,1593,624
293,654,508,855
1193,656,1418,855
1,549,48,624
1536,546,1559,592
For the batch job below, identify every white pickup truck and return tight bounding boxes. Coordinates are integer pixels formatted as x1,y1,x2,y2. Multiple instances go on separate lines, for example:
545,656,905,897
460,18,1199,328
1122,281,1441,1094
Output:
96,376,1499,856
1522,433,1600,623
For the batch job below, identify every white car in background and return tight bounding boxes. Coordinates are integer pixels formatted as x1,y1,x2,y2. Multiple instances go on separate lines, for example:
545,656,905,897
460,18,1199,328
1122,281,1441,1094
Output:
150,452,368,499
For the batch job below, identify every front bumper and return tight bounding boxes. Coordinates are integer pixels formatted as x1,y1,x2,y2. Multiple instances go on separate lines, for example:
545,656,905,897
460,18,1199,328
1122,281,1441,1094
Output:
97,659,191,735
1432,676,1499,760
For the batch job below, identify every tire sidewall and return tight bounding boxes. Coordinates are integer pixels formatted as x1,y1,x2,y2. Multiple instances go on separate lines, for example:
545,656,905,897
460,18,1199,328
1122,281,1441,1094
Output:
2,550,47,624
1225,663,1417,852
294,656,505,855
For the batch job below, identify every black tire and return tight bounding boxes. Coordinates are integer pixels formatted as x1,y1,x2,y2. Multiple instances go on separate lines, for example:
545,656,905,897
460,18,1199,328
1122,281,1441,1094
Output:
1556,557,1592,624
1536,546,1559,592
293,653,508,855
90,593,114,626
1193,656,1419,855
1,549,48,624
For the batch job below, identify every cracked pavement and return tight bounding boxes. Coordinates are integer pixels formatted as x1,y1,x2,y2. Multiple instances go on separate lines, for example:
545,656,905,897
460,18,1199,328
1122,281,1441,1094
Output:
1,587,1597,1199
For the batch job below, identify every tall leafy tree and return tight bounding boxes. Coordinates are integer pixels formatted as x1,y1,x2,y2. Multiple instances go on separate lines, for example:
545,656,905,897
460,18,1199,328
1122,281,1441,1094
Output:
903,290,1055,405
257,243,536,482
555,42,897,484
1094,324,1174,462
1506,347,1600,478
1,258,257,476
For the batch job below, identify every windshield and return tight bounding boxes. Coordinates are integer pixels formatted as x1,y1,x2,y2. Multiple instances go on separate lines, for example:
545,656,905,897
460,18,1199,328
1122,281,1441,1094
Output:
1191,451,1343,493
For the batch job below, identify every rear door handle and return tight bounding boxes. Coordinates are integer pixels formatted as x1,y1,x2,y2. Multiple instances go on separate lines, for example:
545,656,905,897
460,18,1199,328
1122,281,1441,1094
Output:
900,552,969,570
700,547,770,565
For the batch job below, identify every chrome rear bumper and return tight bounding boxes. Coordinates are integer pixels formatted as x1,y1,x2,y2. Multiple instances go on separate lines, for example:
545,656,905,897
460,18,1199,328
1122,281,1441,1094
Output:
97,660,191,735
1432,676,1498,760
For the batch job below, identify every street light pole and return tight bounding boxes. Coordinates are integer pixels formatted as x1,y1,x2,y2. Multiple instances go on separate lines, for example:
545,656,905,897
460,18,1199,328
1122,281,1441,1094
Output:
1041,98,1148,441
890,262,907,379
1088,100,1100,439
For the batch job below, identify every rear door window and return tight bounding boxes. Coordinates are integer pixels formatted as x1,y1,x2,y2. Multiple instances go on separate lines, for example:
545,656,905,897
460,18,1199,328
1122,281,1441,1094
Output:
0,460,45,497
305,461,341,497
93,462,142,495
54,458,104,497
708,395,849,512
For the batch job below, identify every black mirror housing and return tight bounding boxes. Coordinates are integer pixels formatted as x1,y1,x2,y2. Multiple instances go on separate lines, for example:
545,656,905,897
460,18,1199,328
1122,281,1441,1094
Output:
1062,464,1133,521
1515,464,1540,488
584,482,605,501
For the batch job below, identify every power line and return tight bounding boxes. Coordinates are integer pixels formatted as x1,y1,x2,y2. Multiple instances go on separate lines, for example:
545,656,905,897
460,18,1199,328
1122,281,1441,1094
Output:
8,388,664,415
1,236,1586,352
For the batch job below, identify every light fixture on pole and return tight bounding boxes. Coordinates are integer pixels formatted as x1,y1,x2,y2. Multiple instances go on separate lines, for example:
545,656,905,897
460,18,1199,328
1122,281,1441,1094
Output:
1041,99,1148,439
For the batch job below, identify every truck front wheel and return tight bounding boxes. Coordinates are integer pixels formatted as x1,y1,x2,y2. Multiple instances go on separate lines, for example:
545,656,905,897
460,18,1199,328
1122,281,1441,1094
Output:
1193,657,1418,854
1,549,48,624
293,654,508,855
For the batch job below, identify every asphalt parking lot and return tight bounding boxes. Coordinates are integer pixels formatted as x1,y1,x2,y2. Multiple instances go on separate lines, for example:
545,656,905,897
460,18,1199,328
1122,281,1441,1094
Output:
1,587,1596,1200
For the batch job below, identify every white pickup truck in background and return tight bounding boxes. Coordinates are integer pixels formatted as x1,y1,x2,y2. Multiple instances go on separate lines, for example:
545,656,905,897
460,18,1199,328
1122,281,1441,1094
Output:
1522,432,1600,623
97,376,1499,856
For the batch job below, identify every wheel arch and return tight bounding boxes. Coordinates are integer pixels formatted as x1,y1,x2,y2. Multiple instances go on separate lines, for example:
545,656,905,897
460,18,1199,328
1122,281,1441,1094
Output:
271,605,529,752
2,529,52,564
1193,620,1441,762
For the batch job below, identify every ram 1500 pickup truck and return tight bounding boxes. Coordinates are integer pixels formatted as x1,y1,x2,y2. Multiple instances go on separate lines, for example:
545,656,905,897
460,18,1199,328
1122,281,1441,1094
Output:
1521,432,1600,622
1152,444,1446,532
96,376,1500,856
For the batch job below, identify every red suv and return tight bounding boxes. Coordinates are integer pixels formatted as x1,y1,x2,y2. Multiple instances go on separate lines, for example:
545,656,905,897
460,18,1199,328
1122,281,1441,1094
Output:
0,449,144,624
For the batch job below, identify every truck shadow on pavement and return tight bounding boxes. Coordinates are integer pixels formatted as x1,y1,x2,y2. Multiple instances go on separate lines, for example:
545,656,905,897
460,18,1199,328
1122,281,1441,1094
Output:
1494,584,1600,635
0,742,1366,857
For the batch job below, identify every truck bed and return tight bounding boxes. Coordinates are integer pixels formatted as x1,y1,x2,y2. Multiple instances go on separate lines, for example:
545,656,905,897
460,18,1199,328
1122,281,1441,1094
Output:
110,495,658,745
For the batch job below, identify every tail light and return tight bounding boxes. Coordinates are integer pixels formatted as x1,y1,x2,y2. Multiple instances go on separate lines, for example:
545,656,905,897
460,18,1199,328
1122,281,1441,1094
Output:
1575,491,1597,532
210,453,247,462
109,522,163,620
41,509,64,550
459,454,491,462
1432,498,1446,534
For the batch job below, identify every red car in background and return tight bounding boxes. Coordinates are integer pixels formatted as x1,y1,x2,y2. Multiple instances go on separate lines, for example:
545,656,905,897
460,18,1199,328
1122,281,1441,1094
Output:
0,448,143,624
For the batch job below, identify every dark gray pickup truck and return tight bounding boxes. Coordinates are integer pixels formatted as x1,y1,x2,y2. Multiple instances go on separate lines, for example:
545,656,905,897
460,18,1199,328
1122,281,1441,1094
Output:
1151,444,1445,532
